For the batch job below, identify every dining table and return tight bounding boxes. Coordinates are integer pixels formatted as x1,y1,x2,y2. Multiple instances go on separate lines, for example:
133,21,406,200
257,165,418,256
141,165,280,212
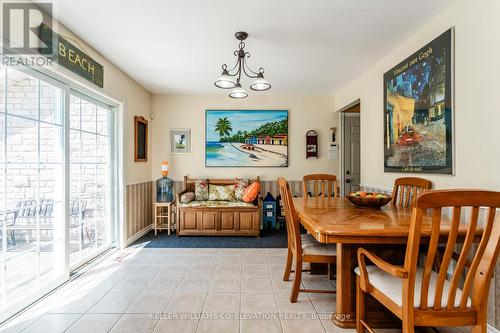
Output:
292,196,481,329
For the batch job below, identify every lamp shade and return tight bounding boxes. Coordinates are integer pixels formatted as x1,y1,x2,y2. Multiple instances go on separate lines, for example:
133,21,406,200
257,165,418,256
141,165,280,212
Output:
250,74,271,91
214,69,236,89
229,83,248,99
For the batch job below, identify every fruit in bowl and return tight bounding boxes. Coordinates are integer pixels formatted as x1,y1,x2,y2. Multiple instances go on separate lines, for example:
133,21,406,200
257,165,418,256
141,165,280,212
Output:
347,191,392,208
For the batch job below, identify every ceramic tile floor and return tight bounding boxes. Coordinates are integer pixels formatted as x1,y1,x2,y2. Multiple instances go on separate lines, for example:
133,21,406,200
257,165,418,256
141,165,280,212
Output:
0,247,460,333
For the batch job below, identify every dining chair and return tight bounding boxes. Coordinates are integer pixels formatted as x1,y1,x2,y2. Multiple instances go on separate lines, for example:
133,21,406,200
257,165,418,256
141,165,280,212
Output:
391,177,432,208
355,189,500,333
278,177,336,303
303,174,339,198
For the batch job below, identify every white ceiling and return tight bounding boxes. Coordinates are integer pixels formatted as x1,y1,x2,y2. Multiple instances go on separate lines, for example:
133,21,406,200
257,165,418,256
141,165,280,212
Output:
56,0,453,94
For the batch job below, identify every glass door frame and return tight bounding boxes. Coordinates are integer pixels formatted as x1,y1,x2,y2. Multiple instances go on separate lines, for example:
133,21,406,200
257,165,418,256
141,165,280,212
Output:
0,64,121,323
0,65,69,322
67,89,116,271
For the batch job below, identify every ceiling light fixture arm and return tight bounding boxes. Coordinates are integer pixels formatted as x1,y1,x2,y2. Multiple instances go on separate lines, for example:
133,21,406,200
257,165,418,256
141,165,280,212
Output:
221,39,264,79
215,31,270,98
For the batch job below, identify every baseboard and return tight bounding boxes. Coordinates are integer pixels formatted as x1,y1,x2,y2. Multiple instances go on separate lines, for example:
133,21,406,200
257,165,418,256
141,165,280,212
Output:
126,224,152,246
489,324,500,333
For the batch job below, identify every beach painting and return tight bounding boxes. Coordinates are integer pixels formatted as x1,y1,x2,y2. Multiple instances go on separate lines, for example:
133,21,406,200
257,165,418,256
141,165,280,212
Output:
206,110,288,167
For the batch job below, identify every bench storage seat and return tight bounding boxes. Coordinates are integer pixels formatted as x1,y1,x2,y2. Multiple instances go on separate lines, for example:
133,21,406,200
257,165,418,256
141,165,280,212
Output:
176,176,261,237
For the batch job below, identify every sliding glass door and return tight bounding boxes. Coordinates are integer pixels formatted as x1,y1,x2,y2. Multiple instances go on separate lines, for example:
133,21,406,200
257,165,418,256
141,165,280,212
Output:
0,64,116,320
0,65,65,317
69,93,112,267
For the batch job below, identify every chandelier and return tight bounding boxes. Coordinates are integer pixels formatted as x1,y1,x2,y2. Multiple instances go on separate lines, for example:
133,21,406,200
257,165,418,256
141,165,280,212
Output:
214,31,271,99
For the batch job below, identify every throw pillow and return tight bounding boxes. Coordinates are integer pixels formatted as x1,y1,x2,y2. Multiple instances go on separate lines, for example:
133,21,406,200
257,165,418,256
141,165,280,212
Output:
194,179,209,201
234,178,250,201
242,181,260,203
180,192,195,204
208,184,235,201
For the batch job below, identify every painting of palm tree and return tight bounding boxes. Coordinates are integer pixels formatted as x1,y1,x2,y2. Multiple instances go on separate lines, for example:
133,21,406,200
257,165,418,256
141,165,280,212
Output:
214,117,233,140
206,110,288,167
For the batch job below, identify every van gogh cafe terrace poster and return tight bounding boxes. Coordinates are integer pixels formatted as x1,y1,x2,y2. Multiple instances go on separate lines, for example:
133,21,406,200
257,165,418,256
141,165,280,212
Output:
383,29,453,174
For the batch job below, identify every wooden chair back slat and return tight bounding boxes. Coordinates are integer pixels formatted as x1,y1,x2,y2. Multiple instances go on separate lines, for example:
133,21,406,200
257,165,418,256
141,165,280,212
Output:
419,208,442,310
471,215,500,313
460,207,497,309
394,186,405,207
303,174,338,198
404,186,412,208
406,190,500,313
433,207,461,310
411,186,418,204
278,177,302,257
446,206,479,309
391,177,432,209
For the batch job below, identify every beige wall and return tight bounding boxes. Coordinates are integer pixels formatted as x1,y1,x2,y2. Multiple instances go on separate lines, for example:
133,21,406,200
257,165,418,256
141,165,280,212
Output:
151,94,337,181
334,2,500,327
334,0,500,191
50,24,153,185
46,22,154,243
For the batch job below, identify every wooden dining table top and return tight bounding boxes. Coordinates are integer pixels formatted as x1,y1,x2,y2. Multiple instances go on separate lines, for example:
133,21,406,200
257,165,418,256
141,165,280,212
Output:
292,196,479,244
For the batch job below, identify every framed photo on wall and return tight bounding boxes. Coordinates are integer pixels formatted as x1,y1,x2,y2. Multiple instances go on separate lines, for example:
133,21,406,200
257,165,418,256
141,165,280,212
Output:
170,128,191,154
383,28,454,174
134,116,148,162
205,110,288,167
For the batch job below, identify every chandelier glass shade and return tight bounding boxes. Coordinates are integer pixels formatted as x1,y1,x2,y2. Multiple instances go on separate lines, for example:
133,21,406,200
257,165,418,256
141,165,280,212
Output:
214,69,236,89
214,31,271,98
250,73,271,91
229,82,248,99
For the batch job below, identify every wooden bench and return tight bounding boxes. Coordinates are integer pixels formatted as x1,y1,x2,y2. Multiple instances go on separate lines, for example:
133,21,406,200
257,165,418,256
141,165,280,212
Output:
176,176,261,237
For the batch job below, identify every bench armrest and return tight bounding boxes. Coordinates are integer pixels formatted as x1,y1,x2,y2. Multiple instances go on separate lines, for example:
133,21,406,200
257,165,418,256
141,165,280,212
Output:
176,189,189,205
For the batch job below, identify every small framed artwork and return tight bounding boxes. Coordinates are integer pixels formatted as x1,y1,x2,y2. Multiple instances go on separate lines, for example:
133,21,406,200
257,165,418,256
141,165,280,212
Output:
170,129,191,154
134,116,148,162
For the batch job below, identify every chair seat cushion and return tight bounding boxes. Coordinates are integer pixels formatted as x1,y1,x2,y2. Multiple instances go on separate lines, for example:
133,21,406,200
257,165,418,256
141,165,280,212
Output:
354,265,472,308
301,234,336,256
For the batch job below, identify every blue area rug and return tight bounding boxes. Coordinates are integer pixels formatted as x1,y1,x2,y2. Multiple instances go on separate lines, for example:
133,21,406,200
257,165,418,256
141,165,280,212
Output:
133,230,287,248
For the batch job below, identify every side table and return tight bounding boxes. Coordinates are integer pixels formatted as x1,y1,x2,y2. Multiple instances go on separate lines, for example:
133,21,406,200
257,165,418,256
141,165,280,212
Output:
153,201,176,235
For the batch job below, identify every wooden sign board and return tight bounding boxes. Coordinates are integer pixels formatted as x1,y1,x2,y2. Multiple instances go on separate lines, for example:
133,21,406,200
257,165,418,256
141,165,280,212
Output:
40,23,104,88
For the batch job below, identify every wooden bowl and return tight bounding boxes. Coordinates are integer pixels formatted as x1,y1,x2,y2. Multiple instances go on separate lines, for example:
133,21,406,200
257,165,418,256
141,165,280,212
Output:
346,193,392,208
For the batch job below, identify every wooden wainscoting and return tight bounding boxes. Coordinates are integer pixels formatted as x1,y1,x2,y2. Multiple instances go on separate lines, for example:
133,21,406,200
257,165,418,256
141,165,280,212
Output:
126,181,153,243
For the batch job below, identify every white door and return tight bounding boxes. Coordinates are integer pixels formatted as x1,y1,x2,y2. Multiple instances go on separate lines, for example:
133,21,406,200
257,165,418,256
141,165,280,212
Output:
343,112,361,194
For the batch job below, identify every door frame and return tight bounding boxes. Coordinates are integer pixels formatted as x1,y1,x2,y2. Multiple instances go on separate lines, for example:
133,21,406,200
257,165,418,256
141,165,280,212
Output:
338,100,361,197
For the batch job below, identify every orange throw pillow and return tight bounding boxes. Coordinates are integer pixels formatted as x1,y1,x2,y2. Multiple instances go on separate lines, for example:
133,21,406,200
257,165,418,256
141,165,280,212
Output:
242,181,260,203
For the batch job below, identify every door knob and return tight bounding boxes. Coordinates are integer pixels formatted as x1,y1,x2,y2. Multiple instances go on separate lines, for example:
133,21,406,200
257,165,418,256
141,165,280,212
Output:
346,179,351,183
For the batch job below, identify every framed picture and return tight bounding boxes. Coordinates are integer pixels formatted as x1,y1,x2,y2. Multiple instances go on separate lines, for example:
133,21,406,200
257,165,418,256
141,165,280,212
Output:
134,116,148,162
383,28,454,174
170,129,191,154
205,110,288,167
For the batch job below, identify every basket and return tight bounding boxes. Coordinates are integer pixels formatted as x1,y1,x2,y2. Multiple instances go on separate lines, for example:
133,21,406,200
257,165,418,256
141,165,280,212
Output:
346,193,392,208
